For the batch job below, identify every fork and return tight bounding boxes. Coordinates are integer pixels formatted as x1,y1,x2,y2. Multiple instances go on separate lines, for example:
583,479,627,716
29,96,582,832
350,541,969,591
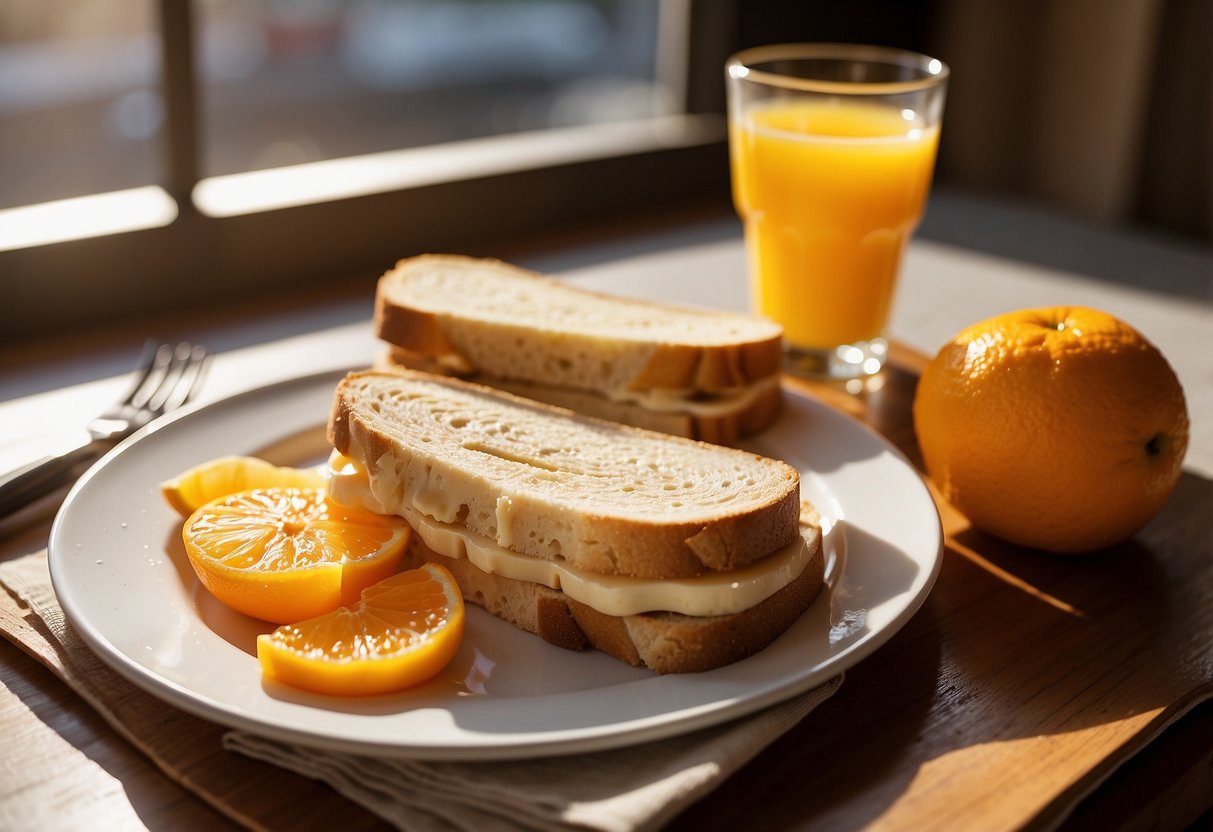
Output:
0,340,210,519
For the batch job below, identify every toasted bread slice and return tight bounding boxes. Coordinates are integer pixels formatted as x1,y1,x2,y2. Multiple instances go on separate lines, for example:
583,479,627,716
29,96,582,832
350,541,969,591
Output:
374,346,784,444
373,255,784,394
327,369,801,579
399,503,825,673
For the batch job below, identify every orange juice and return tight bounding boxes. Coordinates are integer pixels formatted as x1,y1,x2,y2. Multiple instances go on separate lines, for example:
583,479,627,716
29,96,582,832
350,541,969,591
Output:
730,100,940,349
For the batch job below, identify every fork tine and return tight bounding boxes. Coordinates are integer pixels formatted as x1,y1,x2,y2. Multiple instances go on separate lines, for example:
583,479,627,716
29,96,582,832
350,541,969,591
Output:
179,344,209,405
114,339,168,408
157,344,210,413
184,346,211,403
145,343,207,415
142,346,181,414
129,343,178,411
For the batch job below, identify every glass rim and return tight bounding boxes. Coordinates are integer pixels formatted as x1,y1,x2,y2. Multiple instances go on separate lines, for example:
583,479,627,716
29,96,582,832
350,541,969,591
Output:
727,43,949,95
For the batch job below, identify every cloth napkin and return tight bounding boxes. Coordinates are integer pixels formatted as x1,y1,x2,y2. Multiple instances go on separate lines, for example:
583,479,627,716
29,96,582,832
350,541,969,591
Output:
0,550,842,831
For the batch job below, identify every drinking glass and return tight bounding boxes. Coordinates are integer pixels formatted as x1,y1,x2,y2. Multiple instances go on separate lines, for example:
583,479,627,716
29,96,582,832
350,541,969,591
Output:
727,44,948,379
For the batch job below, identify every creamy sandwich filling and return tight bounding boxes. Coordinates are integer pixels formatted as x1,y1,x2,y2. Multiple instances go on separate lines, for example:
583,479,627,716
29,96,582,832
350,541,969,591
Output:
325,451,810,618
382,347,780,418
600,374,781,417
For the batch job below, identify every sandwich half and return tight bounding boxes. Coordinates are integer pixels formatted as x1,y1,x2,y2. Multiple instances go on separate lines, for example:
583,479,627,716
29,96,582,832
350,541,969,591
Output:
326,368,825,673
372,255,785,445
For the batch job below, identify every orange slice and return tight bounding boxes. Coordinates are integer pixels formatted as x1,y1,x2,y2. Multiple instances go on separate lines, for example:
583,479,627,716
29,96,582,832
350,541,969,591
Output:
182,487,409,623
162,456,326,517
256,563,465,696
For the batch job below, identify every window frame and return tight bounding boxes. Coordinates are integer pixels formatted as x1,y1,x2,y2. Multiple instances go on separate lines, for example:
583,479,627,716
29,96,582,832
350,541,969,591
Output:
0,0,739,342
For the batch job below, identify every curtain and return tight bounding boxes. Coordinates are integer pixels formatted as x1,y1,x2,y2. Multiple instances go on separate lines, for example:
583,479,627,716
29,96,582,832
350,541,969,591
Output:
931,0,1211,241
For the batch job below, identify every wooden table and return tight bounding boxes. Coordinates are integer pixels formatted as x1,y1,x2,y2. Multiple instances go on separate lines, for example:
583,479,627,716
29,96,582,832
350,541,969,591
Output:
2,204,1211,830
677,349,1213,831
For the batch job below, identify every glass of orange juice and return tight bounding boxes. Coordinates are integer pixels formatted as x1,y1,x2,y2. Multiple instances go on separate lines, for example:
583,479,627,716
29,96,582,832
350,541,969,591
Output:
727,44,948,379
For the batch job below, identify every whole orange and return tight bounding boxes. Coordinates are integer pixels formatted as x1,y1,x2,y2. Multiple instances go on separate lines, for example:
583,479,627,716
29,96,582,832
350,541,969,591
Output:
912,307,1188,553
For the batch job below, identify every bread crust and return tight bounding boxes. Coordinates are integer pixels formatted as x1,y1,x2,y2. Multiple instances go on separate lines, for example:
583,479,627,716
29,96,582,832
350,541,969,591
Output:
399,507,825,673
628,339,784,392
373,254,784,394
328,370,801,579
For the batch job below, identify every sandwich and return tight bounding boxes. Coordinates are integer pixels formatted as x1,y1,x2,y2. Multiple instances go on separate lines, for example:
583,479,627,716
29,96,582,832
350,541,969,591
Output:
371,254,785,445
325,368,824,673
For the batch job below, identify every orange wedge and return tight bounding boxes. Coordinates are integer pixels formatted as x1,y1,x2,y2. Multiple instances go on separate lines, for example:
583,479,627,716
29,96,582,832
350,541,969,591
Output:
182,487,409,623
257,563,465,696
162,456,326,517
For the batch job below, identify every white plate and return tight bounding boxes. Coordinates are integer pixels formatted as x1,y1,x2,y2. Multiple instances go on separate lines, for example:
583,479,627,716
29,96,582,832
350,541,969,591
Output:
49,369,942,760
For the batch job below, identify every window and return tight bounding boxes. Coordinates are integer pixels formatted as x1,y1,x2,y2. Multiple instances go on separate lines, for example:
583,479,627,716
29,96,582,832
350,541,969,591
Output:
199,0,673,175
0,0,730,340
0,1,161,209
